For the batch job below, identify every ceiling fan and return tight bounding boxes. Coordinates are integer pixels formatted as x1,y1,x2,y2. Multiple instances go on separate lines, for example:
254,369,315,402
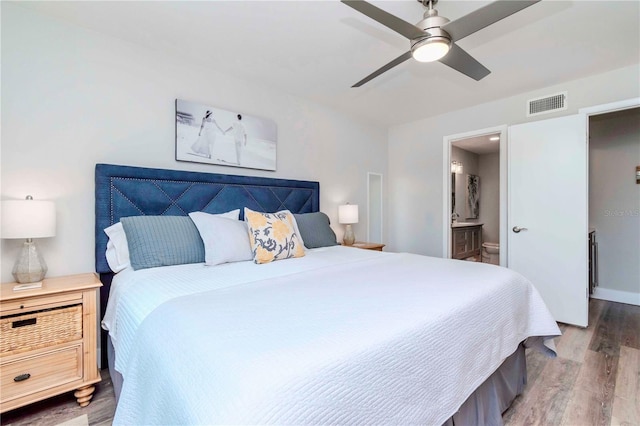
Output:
342,0,540,87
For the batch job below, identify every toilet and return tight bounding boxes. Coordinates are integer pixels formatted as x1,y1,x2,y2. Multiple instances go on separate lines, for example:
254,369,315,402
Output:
481,242,500,265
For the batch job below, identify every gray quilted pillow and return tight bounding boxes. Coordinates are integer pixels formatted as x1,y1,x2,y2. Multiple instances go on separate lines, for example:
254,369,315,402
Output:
121,216,204,270
293,212,338,249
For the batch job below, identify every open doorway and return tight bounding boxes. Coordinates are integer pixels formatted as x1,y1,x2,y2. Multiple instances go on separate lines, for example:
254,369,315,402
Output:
587,106,640,305
443,125,507,266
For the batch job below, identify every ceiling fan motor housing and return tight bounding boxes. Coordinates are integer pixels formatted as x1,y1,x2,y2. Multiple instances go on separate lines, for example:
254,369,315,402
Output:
415,9,451,41
411,11,451,61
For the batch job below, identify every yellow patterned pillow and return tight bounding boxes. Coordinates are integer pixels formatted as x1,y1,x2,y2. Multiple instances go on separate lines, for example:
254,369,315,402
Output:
244,208,305,264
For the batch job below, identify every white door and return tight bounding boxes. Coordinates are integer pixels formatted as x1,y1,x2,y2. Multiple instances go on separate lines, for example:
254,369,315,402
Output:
508,114,588,327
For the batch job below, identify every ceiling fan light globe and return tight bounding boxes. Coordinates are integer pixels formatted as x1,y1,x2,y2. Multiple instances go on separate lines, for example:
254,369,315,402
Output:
411,37,451,62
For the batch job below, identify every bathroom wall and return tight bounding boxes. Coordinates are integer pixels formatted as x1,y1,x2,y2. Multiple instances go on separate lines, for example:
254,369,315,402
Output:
450,146,479,221
478,153,500,244
589,107,640,303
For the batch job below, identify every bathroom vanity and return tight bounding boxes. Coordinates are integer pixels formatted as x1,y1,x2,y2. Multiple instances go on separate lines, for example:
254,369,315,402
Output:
452,223,483,260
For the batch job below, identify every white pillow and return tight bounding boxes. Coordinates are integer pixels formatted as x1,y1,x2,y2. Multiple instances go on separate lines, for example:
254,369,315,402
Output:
289,213,307,251
188,211,252,266
105,222,130,273
104,209,240,272
211,209,240,220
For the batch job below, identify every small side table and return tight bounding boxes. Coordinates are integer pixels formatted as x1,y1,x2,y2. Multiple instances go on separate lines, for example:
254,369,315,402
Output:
0,273,102,413
350,242,385,251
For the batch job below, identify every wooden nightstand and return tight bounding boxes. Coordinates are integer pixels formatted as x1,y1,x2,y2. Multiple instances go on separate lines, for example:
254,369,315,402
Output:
351,242,385,251
0,273,102,413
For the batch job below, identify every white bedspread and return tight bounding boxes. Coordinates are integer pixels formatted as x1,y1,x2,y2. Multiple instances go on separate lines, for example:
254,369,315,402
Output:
105,247,560,425
103,246,388,376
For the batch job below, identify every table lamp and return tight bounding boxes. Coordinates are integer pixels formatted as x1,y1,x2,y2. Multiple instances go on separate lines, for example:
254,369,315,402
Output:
338,204,359,246
2,195,56,284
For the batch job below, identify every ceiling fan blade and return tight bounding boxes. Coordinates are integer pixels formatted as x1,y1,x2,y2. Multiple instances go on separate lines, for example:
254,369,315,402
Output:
439,43,490,81
342,0,427,40
352,51,413,87
442,0,540,42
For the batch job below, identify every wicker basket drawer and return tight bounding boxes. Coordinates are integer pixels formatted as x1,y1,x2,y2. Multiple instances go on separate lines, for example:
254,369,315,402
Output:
1,344,82,402
0,305,82,356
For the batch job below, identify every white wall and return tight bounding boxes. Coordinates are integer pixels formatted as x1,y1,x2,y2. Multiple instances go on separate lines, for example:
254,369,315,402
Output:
478,153,500,245
589,108,640,298
0,4,387,282
388,63,640,255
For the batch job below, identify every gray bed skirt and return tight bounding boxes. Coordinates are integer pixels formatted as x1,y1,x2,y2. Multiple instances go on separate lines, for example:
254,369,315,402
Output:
442,343,526,426
107,337,123,406
108,337,525,425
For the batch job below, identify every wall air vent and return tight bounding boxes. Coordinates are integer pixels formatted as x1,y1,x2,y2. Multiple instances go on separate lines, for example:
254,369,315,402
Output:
527,92,567,117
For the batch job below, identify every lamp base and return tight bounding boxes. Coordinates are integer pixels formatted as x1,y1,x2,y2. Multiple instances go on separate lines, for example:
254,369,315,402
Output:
343,224,356,246
12,240,48,284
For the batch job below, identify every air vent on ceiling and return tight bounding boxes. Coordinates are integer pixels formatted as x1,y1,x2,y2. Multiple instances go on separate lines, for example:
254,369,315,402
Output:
527,92,567,117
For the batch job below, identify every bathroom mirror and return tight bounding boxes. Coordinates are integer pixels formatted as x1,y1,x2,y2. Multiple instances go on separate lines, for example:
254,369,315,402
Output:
451,172,456,215
450,161,463,220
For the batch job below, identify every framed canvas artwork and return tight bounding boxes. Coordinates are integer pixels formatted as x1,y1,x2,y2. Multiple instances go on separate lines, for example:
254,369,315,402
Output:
175,99,277,171
466,174,480,219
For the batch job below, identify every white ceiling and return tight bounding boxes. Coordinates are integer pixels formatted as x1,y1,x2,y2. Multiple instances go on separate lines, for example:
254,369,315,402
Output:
452,133,501,154
17,1,640,127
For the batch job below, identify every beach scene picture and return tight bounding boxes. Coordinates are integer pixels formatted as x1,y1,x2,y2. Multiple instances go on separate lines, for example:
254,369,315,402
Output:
176,99,277,171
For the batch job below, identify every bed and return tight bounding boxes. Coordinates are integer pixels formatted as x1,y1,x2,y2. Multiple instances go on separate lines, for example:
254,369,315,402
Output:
95,163,560,425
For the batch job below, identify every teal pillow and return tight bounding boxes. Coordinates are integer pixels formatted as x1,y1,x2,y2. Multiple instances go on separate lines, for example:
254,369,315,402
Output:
293,212,338,249
121,216,205,270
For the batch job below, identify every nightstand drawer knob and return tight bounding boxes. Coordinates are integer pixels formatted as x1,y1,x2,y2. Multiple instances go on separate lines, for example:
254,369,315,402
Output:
14,373,31,382
12,318,37,328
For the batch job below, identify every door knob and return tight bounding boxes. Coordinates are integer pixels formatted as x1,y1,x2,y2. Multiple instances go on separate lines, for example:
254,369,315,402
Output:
512,226,528,233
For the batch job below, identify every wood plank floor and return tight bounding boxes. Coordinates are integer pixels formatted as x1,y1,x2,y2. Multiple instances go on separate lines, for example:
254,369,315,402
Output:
2,299,638,426
503,299,640,426
1,370,115,426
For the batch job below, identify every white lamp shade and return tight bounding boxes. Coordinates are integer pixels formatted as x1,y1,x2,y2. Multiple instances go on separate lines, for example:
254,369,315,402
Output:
2,199,56,239
338,204,359,224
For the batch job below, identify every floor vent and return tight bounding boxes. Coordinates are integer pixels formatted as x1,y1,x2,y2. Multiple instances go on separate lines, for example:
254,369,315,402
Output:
527,92,567,117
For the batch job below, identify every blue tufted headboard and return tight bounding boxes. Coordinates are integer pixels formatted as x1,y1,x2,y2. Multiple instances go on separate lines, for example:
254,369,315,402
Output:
95,163,319,366
95,163,319,273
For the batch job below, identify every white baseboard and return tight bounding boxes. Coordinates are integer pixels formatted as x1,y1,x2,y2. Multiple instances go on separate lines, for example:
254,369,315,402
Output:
592,287,640,306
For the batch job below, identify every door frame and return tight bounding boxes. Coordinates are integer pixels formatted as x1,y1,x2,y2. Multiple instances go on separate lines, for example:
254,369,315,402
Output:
579,97,640,116
442,125,508,265
581,97,640,306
